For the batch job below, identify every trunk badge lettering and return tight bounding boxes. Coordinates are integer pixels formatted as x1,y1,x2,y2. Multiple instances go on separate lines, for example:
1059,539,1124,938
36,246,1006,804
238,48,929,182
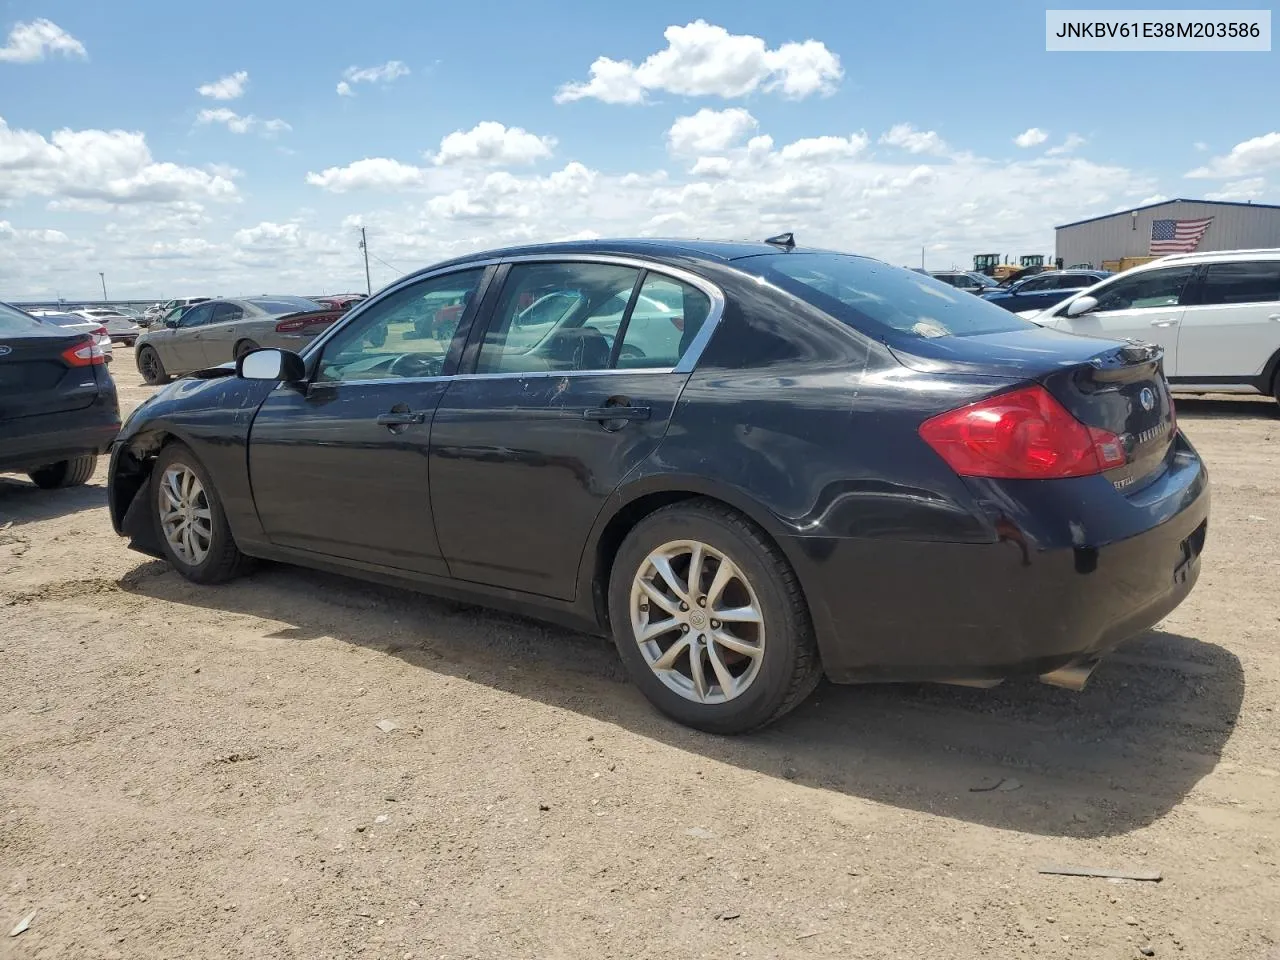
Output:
1139,387,1155,411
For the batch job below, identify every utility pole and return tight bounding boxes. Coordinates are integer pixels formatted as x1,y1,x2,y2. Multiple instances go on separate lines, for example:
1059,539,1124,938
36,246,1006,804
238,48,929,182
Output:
920,245,925,270
99,272,108,301
358,228,372,296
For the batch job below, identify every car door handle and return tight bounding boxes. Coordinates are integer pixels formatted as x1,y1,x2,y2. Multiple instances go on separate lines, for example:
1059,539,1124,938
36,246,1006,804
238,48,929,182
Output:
1150,319,1179,327
582,405,651,422
375,411,427,426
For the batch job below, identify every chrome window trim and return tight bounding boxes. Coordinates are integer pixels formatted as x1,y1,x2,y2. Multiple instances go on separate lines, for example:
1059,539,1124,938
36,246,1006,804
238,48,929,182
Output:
297,252,725,377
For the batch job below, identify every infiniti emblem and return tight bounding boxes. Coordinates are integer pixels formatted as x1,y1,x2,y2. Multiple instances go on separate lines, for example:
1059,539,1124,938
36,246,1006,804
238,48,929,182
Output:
1139,387,1155,412
0,345,11,357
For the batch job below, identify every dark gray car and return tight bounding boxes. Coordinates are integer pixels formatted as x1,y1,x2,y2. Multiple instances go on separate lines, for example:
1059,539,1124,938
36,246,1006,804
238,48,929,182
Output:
133,296,337,384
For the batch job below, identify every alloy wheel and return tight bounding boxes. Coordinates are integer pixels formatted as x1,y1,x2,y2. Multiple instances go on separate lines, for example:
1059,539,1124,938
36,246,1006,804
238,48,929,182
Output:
158,464,213,566
629,539,765,704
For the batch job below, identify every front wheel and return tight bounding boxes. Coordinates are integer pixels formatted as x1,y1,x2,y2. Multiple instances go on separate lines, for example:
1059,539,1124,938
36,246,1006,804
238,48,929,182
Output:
136,346,168,385
28,454,97,489
152,443,248,584
608,500,821,734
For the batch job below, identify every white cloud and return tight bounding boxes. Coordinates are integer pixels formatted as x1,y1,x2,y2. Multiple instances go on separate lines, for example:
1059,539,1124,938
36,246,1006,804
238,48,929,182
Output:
305,157,431,192
0,116,238,205
337,60,410,95
432,121,556,167
778,133,868,163
1014,127,1048,148
196,109,291,137
0,18,86,63
197,70,249,100
879,123,947,155
667,108,757,155
1204,177,1268,201
1046,133,1087,156
1187,132,1280,178
555,20,842,104
690,156,732,178
1193,141,1209,152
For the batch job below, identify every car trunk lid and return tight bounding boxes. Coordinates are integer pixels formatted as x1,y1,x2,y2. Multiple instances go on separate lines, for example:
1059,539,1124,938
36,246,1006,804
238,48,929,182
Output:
890,327,1176,492
0,330,103,421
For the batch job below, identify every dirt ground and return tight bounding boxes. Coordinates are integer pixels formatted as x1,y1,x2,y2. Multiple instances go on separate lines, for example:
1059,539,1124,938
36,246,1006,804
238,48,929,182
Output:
2,349,1278,960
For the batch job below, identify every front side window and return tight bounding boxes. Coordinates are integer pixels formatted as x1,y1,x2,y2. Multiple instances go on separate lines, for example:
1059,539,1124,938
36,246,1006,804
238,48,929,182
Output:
1091,266,1196,312
1195,261,1280,306
179,304,213,327
748,253,1031,339
1017,275,1052,292
315,268,485,383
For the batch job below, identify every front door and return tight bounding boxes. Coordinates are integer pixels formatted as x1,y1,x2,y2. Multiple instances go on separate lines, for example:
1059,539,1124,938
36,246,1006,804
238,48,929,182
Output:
429,260,713,599
1050,264,1196,375
246,267,490,574
165,301,216,373
1176,260,1280,378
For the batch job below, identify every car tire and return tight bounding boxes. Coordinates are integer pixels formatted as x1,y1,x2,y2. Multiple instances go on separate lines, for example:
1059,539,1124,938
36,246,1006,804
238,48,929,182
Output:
608,499,821,734
28,454,97,489
137,346,168,385
152,443,249,584
234,339,260,361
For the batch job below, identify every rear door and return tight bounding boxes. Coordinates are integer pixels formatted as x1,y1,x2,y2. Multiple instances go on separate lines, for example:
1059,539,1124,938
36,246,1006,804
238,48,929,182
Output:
429,259,717,599
1176,260,1280,378
246,267,491,574
1048,265,1196,375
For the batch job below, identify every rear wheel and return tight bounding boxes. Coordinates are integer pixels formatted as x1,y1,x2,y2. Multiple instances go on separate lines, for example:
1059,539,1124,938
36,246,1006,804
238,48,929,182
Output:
153,443,248,584
137,346,168,385
28,454,97,489
608,500,821,734
234,339,260,360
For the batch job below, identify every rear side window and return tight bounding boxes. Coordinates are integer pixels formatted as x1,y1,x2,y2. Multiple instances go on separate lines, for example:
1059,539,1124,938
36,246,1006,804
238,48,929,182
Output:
616,274,711,369
0,302,43,334
1195,261,1280,305
211,303,244,323
750,254,1031,339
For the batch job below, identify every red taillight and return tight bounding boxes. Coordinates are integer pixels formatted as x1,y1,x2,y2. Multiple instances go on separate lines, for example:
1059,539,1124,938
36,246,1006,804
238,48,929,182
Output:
275,314,335,333
919,384,1125,480
93,325,108,336
61,336,107,367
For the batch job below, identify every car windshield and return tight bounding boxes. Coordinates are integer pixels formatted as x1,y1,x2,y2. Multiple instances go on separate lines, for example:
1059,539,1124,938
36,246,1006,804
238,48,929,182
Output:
245,296,322,313
0,301,44,334
745,254,1034,339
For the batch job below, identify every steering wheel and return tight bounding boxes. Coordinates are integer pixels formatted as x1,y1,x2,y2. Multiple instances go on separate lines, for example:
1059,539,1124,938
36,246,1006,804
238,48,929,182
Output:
388,353,442,378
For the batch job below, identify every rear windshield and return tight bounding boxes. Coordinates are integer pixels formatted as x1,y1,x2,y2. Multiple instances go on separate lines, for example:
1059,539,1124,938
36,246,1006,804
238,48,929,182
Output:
744,253,1034,339
0,301,43,334
246,296,321,313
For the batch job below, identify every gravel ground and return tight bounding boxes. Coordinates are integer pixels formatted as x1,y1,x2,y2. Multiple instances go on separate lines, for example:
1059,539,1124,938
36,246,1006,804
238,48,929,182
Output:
2,350,1278,959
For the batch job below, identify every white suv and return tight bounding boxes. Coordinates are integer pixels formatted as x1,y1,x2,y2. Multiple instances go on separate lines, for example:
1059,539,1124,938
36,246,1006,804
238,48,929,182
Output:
1036,249,1280,407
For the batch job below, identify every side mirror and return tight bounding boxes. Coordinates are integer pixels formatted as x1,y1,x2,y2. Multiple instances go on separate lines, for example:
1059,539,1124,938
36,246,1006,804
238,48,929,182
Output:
237,347,305,382
1066,295,1098,318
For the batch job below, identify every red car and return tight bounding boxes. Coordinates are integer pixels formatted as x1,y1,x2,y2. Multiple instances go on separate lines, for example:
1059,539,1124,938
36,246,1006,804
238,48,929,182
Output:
314,294,367,311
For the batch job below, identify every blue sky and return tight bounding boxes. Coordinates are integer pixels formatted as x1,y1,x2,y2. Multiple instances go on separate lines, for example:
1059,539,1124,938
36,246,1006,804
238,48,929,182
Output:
1,0,1277,299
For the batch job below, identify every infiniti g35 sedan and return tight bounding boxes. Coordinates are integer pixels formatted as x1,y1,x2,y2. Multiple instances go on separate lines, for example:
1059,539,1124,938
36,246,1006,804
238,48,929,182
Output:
106,239,1209,733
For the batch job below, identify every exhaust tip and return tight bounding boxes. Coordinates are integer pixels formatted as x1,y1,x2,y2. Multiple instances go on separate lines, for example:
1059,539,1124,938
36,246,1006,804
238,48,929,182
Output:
1039,660,1098,692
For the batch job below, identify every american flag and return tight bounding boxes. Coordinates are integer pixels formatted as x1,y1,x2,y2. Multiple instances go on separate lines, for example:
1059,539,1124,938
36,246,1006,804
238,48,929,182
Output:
1149,217,1213,255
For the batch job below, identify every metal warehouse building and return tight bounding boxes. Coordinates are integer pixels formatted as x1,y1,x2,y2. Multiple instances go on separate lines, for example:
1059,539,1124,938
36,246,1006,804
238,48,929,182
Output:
1055,198,1280,269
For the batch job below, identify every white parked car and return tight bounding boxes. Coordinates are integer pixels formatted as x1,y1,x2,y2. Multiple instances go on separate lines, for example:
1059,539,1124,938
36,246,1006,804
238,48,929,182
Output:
1035,249,1280,407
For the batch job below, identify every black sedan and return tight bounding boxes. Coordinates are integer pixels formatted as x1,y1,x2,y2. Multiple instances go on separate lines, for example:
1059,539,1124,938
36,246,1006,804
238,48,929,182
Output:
106,239,1208,733
1,301,119,488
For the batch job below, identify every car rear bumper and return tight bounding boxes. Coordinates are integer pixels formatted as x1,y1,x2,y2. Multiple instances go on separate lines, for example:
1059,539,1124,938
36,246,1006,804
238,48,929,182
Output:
0,400,121,474
787,436,1210,685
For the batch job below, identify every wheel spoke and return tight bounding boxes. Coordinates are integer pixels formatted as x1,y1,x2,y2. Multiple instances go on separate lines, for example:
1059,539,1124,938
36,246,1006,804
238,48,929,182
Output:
713,604,761,624
688,643,709,700
192,506,212,521
705,556,736,609
637,578,679,616
712,629,762,660
636,616,680,644
706,640,737,694
648,553,689,605
687,543,705,601
652,635,692,671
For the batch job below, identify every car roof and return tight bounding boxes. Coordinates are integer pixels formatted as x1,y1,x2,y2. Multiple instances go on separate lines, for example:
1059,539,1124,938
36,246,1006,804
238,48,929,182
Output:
1147,247,1280,265
420,238,858,274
